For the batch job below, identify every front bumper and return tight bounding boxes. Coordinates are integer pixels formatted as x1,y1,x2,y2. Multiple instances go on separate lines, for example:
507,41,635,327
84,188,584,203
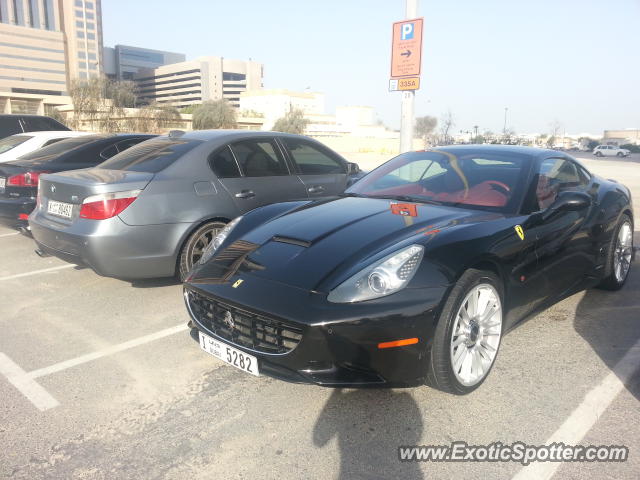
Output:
29,210,192,279
184,276,449,387
0,196,35,229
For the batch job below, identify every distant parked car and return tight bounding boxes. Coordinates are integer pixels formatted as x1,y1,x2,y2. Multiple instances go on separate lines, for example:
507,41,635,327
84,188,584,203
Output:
0,133,155,230
593,145,630,157
0,114,69,140
29,130,362,280
0,131,92,164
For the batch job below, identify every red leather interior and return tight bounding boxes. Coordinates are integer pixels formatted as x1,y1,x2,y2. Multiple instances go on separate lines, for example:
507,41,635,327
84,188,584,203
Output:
369,180,508,207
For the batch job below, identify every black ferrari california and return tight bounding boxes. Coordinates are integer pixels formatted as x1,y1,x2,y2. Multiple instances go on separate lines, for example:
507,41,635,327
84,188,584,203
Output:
183,145,634,394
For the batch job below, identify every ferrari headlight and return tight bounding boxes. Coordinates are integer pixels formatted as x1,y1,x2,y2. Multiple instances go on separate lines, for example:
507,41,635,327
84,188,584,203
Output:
327,245,424,303
199,216,243,265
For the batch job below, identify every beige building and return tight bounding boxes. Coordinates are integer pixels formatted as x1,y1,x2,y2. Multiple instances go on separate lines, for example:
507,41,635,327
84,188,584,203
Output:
239,88,325,128
603,129,640,146
135,56,263,109
0,0,102,114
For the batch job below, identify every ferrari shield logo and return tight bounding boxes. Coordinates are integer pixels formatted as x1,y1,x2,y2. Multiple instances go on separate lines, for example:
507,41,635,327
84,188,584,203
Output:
514,225,525,241
232,279,244,288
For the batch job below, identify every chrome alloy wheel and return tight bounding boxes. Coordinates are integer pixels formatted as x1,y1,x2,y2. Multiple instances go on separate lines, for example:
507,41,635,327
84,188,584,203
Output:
450,283,502,386
189,225,221,268
614,221,633,283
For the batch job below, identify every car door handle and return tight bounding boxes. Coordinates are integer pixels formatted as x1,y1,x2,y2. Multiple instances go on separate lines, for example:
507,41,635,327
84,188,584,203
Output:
308,185,324,194
235,190,255,199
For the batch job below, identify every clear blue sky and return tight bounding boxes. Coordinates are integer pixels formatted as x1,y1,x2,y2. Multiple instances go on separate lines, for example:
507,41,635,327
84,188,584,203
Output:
102,0,640,135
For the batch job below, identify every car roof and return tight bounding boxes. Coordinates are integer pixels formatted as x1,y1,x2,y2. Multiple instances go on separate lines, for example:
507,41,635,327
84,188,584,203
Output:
173,129,318,143
10,131,91,139
424,144,561,158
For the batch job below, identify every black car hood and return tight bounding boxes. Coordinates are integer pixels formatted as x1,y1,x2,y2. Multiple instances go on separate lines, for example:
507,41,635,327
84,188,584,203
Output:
192,197,502,292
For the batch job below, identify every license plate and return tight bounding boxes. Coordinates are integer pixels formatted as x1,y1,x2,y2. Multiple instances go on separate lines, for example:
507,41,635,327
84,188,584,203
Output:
47,200,74,219
0,177,5,190
198,331,259,376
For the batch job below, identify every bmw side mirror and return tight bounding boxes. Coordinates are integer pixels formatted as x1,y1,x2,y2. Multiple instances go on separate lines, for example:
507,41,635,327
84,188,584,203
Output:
347,162,360,175
542,191,591,221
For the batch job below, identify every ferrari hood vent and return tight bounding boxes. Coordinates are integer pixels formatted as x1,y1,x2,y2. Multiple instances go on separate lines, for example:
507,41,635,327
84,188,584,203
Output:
271,235,312,248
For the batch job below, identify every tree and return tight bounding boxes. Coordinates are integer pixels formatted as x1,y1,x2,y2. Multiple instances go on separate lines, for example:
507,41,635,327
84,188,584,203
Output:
439,110,455,144
68,76,138,132
547,120,563,148
129,103,184,133
192,100,237,130
414,115,438,148
272,108,309,134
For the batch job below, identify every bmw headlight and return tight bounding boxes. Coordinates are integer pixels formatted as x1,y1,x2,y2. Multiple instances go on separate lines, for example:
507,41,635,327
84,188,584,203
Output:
199,216,243,265
327,244,424,303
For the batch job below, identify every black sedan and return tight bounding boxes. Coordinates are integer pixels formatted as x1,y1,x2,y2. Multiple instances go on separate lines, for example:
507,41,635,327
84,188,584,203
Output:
183,145,634,394
0,133,154,230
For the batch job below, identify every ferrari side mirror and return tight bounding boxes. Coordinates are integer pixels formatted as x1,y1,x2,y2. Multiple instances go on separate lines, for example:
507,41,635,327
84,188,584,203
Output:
542,191,591,221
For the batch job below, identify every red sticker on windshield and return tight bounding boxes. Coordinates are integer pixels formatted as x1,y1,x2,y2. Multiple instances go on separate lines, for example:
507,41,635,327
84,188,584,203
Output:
390,203,418,217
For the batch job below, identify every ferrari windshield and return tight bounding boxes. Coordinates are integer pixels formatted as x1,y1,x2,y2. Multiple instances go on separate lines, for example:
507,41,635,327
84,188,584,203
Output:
347,149,531,212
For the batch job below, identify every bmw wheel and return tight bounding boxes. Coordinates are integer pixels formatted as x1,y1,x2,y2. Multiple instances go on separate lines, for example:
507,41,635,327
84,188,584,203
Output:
178,221,227,281
428,269,503,394
598,214,633,290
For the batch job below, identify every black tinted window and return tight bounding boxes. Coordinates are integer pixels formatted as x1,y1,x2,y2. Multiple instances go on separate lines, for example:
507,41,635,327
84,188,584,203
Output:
22,116,68,132
18,135,105,160
99,144,119,160
0,117,23,137
282,138,345,174
98,137,203,173
210,146,241,178
230,139,288,177
534,158,588,210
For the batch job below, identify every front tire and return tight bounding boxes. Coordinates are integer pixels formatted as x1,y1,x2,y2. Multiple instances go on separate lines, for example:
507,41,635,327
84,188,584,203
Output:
428,269,503,394
598,214,633,290
617,152,624,157
595,151,602,157
178,221,226,281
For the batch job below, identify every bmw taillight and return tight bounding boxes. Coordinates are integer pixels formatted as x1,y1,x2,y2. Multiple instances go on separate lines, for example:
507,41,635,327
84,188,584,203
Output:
7,171,49,187
79,190,141,220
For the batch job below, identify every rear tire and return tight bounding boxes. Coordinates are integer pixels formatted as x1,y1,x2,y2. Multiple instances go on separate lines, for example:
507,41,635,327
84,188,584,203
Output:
597,214,633,291
178,221,226,281
427,269,504,395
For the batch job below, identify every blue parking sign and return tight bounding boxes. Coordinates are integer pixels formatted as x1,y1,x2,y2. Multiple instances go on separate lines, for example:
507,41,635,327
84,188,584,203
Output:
401,22,414,40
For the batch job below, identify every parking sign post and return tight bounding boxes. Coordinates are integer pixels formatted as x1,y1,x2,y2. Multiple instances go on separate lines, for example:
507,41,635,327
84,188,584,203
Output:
395,0,421,153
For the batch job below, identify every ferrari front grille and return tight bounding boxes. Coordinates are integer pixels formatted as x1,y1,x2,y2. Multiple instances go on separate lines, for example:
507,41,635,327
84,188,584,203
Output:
187,289,303,354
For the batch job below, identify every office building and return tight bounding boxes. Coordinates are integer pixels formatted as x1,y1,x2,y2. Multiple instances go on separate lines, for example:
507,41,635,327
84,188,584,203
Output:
134,56,263,109
103,44,185,81
0,0,103,113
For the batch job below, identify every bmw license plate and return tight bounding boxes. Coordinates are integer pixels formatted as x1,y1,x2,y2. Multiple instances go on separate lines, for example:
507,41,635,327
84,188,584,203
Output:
198,331,259,376
47,200,73,219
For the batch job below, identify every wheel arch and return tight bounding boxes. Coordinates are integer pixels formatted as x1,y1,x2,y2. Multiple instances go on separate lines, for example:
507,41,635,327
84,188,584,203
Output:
173,215,233,272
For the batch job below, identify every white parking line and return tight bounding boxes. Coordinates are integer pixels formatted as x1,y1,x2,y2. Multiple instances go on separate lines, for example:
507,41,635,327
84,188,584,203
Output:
0,232,19,238
0,352,59,411
28,323,188,379
513,339,640,480
0,264,75,281
0,323,188,411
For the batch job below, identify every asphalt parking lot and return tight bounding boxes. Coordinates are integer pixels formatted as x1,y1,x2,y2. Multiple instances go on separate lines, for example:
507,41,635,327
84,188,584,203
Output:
1,154,639,479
